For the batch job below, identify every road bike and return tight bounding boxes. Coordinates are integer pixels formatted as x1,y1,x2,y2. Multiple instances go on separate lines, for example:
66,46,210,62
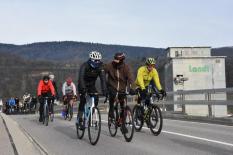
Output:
42,97,54,126
76,93,102,145
64,95,76,121
133,88,164,136
107,93,134,142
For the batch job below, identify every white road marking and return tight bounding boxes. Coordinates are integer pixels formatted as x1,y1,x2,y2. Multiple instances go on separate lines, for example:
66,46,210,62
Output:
50,114,233,147
101,119,233,147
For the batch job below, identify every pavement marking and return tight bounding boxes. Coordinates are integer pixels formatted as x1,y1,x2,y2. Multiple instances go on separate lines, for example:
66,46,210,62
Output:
165,119,233,128
46,114,233,147
101,119,233,147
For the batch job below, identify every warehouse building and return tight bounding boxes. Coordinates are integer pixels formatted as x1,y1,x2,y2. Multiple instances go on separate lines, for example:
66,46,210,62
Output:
164,47,227,117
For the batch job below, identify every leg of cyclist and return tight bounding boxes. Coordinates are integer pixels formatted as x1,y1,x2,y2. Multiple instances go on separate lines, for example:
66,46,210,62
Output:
38,97,44,122
77,93,86,126
108,88,116,119
119,94,128,133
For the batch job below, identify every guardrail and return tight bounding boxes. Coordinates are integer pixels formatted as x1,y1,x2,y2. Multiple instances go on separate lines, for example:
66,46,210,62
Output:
99,88,233,117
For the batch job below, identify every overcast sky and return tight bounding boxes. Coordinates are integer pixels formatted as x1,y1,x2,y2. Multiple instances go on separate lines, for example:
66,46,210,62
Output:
0,0,232,48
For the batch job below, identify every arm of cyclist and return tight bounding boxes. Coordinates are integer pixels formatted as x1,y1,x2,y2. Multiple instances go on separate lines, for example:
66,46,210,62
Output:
78,63,87,94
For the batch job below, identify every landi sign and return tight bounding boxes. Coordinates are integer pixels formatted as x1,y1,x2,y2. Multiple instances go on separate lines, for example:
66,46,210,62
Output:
189,65,210,73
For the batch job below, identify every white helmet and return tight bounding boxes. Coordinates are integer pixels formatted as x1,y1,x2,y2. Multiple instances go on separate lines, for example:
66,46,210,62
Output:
49,74,55,80
89,51,102,60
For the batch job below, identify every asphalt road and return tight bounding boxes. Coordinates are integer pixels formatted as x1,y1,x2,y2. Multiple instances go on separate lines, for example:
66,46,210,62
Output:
9,114,233,155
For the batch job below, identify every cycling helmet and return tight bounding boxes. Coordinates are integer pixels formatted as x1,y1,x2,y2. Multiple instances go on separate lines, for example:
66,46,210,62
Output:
43,75,50,81
114,52,125,61
66,77,72,85
49,74,55,80
88,51,102,68
145,57,156,65
89,51,102,60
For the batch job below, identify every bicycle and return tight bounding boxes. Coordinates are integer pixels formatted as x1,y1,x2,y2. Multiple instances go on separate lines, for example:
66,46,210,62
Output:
42,97,54,126
133,89,164,136
107,93,134,142
64,95,76,121
76,93,103,145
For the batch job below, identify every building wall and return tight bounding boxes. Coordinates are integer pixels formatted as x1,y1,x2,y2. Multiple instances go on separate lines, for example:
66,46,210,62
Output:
167,47,211,58
167,57,227,117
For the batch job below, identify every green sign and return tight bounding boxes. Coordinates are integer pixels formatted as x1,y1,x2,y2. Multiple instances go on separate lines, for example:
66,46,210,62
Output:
189,65,210,73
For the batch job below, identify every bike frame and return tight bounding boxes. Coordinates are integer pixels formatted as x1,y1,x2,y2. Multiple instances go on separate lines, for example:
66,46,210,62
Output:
84,96,95,128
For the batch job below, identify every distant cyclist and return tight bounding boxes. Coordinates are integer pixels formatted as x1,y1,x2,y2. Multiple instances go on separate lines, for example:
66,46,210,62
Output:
77,51,107,126
37,75,55,122
49,74,58,115
135,57,166,105
104,53,135,125
62,77,77,115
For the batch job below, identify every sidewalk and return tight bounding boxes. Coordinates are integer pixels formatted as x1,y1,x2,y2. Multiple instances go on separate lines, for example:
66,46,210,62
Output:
0,114,15,155
0,112,45,155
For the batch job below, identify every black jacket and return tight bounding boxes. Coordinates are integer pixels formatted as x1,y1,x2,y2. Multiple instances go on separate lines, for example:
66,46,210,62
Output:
78,62,107,94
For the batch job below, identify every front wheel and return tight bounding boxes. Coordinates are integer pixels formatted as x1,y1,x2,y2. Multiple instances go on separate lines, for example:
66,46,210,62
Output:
108,107,118,137
43,104,49,126
88,107,101,145
68,104,73,121
132,105,144,132
149,105,163,136
122,106,134,142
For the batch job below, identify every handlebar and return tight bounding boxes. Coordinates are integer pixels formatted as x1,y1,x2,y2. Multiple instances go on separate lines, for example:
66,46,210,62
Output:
152,92,166,101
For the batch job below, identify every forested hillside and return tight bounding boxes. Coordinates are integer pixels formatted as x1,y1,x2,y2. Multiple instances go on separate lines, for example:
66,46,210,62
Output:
0,42,233,99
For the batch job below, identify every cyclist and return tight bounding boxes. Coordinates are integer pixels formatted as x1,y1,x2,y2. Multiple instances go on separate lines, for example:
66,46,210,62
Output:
37,75,55,122
23,92,31,111
49,74,58,115
62,77,77,116
77,51,107,127
104,52,135,132
135,57,166,106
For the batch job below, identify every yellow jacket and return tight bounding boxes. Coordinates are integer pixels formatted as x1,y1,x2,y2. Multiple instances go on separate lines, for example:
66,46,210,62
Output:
135,66,162,90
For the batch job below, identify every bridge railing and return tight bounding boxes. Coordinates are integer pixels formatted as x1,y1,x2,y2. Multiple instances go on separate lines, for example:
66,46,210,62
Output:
99,88,233,117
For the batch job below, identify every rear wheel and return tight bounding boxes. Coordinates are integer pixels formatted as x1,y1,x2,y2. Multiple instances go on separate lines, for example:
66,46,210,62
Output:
133,105,144,132
108,107,118,137
149,105,163,136
122,106,134,142
88,107,101,145
43,104,49,126
68,104,73,121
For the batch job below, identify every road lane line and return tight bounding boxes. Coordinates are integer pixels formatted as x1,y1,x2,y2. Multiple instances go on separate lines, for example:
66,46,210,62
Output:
101,119,233,147
53,114,233,147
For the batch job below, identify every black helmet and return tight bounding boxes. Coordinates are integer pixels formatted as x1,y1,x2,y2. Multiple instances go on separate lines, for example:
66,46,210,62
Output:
114,52,125,61
43,75,50,81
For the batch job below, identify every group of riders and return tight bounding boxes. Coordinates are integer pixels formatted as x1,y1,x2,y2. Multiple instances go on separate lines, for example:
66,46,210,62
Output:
4,93,38,114
37,51,167,128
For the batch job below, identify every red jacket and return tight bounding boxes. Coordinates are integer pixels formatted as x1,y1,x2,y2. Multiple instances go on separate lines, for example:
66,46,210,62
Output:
37,80,55,96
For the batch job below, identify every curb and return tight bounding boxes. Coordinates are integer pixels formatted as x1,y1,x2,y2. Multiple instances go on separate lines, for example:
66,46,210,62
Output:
0,113,49,155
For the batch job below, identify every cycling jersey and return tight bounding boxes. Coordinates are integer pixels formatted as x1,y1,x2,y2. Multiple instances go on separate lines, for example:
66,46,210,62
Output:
37,80,55,96
135,66,162,91
62,82,77,96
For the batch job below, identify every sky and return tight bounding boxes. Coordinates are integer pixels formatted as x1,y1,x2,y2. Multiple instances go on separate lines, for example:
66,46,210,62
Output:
0,0,233,48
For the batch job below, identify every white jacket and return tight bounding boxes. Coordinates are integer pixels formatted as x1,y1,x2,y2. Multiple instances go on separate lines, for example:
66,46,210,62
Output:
62,82,77,96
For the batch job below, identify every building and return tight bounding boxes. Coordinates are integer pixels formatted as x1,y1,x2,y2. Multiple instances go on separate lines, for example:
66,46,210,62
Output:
164,47,227,117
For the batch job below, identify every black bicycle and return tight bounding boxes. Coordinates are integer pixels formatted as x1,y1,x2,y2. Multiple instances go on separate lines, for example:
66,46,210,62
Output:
133,90,164,136
64,95,76,121
107,93,134,142
42,97,54,126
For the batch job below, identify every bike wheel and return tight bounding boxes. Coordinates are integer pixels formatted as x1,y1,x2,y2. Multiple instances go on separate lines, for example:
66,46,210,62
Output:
108,108,118,137
68,105,73,121
43,104,49,126
132,105,144,132
123,106,134,142
88,107,101,145
76,113,85,139
149,105,163,136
